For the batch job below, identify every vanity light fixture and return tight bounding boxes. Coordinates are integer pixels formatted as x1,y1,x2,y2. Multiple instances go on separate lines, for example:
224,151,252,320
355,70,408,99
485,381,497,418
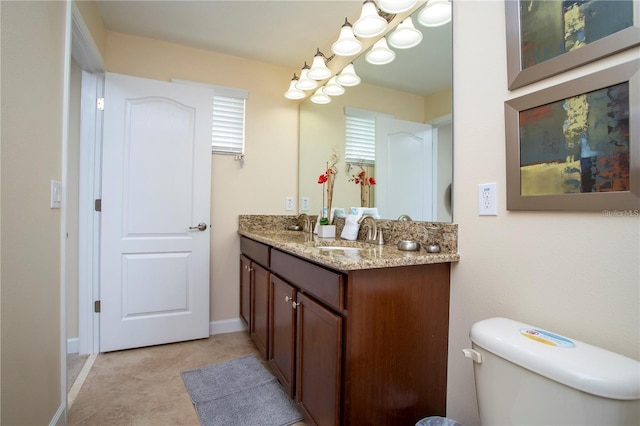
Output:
353,0,388,38
295,62,319,91
378,0,418,14
387,16,423,49
332,18,363,57
323,76,345,96
418,0,452,27
284,74,306,100
308,49,333,80
365,37,396,65
335,63,361,86
310,87,331,104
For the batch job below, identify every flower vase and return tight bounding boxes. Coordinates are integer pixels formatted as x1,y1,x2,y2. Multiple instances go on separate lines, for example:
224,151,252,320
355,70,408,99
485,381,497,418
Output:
360,184,369,207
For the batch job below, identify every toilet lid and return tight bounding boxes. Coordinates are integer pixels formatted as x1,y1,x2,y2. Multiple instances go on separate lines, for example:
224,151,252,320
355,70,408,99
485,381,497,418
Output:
470,317,640,400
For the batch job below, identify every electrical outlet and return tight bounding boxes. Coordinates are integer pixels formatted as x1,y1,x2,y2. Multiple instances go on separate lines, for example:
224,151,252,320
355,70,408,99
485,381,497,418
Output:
301,197,310,211
478,183,497,216
285,197,294,211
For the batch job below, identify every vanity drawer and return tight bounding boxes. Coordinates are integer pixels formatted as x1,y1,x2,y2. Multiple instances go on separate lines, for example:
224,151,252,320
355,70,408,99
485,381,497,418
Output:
240,236,270,268
271,249,344,312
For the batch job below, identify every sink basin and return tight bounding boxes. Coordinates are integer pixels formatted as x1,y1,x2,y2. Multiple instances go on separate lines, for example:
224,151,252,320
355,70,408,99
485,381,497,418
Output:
316,246,364,251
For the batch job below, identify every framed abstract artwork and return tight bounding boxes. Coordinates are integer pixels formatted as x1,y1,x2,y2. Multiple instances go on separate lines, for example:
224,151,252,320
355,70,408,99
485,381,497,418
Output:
505,59,639,211
506,0,640,90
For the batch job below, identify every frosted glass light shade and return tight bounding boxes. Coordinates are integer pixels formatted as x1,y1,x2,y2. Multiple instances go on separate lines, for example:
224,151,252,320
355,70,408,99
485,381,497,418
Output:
323,77,345,96
366,37,396,65
284,78,305,100
332,22,363,56
310,88,331,104
418,0,452,27
295,67,318,91
353,1,387,38
335,63,361,87
308,51,332,80
388,17,423,49
378,0,417,13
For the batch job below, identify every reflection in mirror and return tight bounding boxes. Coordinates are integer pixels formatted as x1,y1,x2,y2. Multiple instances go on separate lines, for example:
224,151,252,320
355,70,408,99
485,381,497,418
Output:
299,11,452,222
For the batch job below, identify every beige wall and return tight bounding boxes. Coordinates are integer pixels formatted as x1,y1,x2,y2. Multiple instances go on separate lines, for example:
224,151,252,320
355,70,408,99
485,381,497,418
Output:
424,87,452,123
0,1,67,424
104,31,299,322
74,0,106,60
447,2,640,424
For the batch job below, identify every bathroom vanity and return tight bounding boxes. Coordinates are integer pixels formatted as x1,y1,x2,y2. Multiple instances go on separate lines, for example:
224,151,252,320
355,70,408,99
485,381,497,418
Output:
239,216,459,426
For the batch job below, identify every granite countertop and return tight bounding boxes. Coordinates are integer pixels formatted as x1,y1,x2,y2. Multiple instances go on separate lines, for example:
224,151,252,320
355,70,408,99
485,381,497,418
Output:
238,228,460,272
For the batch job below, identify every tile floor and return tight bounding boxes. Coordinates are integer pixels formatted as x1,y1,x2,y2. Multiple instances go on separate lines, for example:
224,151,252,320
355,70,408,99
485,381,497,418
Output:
68,331,307,426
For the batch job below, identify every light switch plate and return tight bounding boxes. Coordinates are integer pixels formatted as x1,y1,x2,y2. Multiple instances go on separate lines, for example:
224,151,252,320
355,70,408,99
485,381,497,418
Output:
50,180,62,209
478,183,497,216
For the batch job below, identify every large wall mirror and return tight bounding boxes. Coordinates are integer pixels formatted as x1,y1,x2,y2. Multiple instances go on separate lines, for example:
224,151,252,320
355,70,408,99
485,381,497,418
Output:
299,9,453,222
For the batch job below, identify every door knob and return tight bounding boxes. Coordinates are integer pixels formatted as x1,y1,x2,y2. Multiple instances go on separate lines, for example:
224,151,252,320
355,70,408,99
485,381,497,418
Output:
189,222,207,231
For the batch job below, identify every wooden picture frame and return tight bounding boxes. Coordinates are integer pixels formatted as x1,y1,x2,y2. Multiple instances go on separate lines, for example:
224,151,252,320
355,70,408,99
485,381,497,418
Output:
505,60,639,211
506,0,640,90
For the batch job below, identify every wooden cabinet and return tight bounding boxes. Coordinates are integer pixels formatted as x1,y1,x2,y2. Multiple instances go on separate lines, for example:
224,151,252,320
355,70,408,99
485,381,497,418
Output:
241,237,451,426
342,265,450,425
295,292,342,426
269,275,296,397
269,249,344,426
239,238,271,358
239,255,251,328
250,262,269,357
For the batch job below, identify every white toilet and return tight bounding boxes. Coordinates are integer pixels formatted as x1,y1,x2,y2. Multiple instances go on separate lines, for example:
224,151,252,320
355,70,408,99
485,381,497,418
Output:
464,317,640,425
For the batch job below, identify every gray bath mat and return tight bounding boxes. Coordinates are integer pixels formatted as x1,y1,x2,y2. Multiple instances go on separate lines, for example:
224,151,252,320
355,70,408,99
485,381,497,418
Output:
181,355,304,426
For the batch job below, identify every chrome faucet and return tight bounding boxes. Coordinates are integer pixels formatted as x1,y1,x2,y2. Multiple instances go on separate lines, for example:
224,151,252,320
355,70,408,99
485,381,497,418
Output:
297,213,311,234
397,214,412,222
357,214,383,244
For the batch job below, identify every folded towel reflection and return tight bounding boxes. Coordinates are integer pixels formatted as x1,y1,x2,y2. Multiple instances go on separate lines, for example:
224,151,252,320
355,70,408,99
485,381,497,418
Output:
340,214,361,241
350,207,380,219
332,208,347,219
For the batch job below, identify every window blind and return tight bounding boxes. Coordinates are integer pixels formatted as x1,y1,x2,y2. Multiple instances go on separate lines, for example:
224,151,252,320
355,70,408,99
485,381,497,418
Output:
211,95,245,155
345,108,376,165
170,78,248,155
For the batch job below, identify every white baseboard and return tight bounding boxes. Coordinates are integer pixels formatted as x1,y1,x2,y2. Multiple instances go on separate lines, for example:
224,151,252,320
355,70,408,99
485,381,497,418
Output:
67,337,79,354
209,318,247,335
67,320,245,354
49,404,65,426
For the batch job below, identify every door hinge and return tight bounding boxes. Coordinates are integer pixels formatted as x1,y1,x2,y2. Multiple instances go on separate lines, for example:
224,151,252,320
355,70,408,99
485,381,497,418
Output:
95,199,102,212
97,97,105,111
94,300,101,313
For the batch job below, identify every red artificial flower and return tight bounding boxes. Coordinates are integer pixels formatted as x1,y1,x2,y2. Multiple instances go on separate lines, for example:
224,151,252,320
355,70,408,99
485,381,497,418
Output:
318,173,328,184
349,169,375,186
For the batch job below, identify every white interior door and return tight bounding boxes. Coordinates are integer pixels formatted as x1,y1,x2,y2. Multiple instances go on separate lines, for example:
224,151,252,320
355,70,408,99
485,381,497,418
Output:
100,72,212,352
376,118,435,221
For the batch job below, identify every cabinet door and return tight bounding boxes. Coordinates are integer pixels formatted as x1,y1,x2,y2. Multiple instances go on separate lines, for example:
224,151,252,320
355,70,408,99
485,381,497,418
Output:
268,275,296,397
296,292,342,426
239,255,251,329
251,262,270,358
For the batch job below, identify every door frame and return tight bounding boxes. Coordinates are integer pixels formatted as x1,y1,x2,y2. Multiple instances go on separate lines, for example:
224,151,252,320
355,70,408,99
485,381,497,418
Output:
72,3,105,355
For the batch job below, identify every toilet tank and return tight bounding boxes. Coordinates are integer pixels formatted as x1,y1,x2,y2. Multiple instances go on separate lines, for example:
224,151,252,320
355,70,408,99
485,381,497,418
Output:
466,317,640,426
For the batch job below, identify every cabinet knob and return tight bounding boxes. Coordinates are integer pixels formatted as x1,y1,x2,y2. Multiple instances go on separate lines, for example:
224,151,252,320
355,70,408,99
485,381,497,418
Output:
285,296,292,303
292,301,300,309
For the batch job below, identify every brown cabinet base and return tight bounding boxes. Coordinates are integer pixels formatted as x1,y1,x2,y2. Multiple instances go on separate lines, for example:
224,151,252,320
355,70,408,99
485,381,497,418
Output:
342,264,450,425
242,238,451,426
